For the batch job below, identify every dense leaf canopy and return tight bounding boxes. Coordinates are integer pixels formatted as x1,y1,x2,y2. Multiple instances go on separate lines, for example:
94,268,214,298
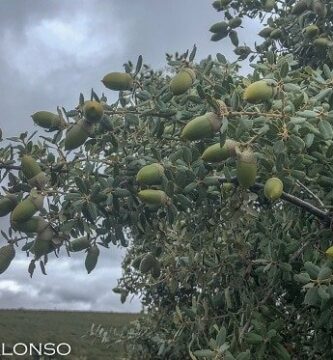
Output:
1,1,333,359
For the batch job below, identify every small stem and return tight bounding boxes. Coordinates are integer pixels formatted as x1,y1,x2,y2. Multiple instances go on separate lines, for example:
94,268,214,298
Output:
296,180,325,208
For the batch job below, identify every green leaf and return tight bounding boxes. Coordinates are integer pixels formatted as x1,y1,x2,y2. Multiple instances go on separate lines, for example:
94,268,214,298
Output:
193,349,215,358
229,30,239,47
318,120,333,140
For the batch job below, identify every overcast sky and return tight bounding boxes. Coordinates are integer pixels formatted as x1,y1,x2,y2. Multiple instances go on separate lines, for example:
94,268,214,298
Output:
0,0,261,313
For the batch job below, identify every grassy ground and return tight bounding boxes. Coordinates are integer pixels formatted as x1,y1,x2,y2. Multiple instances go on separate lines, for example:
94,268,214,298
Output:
0,309,138,359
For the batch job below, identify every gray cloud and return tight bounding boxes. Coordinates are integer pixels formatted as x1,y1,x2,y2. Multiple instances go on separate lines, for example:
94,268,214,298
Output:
0,1,261,312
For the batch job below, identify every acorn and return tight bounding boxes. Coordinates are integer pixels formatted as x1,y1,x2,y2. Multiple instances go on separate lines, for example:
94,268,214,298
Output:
263,0,275,11
139,253,156,274
11,191,44,223
236,149,257,188
303,25,319,39
68,237,90,252
32,224,55,259
313,37,333,48
0,244,15,274
11,216,48,233
258,27,274,38
138,190,168,206
0,194,18,217
83,101,104,123
325,246,333,259
243,80,276,104
264,177,283,201
170,68,196,96
136,163,164,185
201,139,239,163
291,0,308,15
64,119,93,150
181,112,221,141
270,29,282,39
21,155,42,180
228,17,242,29
85,245,100,274
102,72,133,91
21,155,47,190
31,111,65,131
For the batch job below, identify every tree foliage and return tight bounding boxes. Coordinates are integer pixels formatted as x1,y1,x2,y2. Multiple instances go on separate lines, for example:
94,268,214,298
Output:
1,1,333,359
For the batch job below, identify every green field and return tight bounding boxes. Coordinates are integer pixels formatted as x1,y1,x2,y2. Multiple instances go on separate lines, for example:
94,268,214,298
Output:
0,309,138,359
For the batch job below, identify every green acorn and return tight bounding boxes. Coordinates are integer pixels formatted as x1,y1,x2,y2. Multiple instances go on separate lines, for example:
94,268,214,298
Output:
313,37,333,48
136,163,164,185
138,190,168,206
236,149,257,188
11,191,44,223
264,177,283,201
291,0,308,15
11,216,48,233
68,237,90,252
31,111,65,131
83,100,104,123
32,224,55,259
201,139,239,163
0,194,18,217
170,68,196,96
243,80,276,104
303,25,319,39
102,72,133,91
263,0,275,11
228,17,242,28
21,155,42,180
181,112,221,141
85,245,100,274
270,29,282,39
139,253,156,274
258,27,273,38
65,119,93,150
21,155,48,190
325,246,333,259
0,244,15,274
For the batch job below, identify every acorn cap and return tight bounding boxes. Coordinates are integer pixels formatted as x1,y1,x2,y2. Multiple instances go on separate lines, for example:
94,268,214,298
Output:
170,68,196,96
0,244,15,274
21,155,42,180
181,112,222,141
29,191,44,211
28,172,48,190
291,0,308,15
236,149,257,188
136,163,164,185
83,100,104,123
102,72,133,91
32,226,55,259
138,189,168,206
